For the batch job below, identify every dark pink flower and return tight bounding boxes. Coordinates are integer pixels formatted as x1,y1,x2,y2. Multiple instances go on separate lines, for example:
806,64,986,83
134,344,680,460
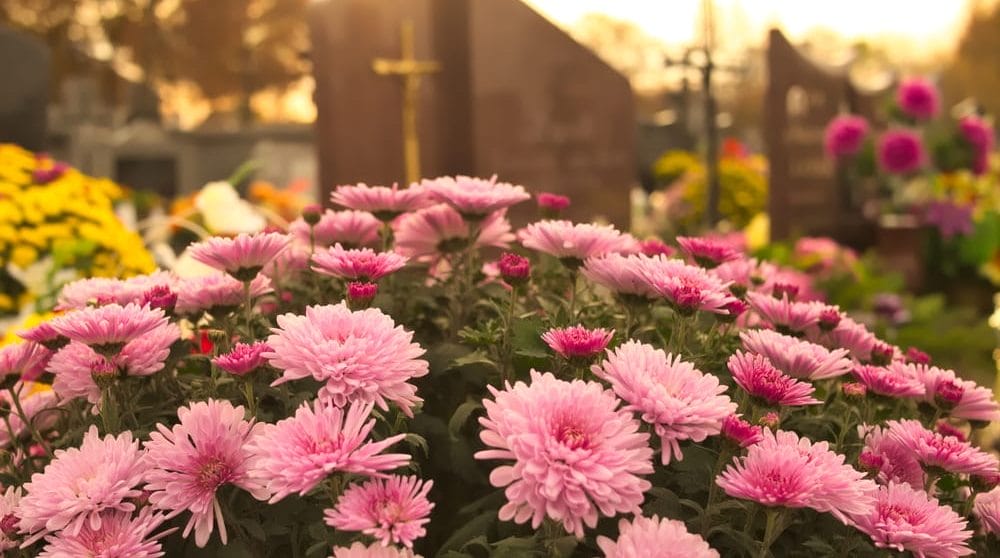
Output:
638,238,676,257
959,115,994,175
541,325,614,360
825,114,869,158
906,347,932,365
536,192,571,216
347,281,378,309
727,351,819,407
877,129,925,175
212,342,271,376
721,415,763,447
851,482,972,557
497,252,530,285
896,77,940,121
676,236,742,268
638,256,737,315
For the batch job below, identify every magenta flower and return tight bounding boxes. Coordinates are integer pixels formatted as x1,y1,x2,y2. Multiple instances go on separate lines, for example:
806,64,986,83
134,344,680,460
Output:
851,364,925,398
265,303,428,415
175,273,273,315
475,371,653,538
393,204,514,264
639,238,676,257
896,77,940,121
246,400,410,503
312,244,408,282
721,415,763,447
825,114,869,158
886,419,999,477
347,281,379,308
331,542,419,558
676,236,742,267
0,486,21,551
536,192,571,216
189,231,291,281
18,321,67,351
858,424,925,488
959,114,994,175
37,508,168,558
331,182,431,219
740,329,852,380
746,292,824,335
139,284,177,313
638,255,737,315
144,399,267,548
290,209,382,249
213,341,272,376
910,363,1000,422
0,342,49,383
541,325,614,360
324,475,433,548
518,220,638,266
50,303,168,356
975,487,1000,536
727,351,819,407
593,341,736,464
717,429,876,524
581,253,656,298
877,129,925,175
18,426,148,544
422,175,530,216
497,252,531,285
597,515,719,558
922,200,975,240
851,482,972,557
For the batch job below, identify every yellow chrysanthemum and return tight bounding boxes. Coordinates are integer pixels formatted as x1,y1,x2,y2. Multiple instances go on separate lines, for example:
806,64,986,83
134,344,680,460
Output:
10,245,38,268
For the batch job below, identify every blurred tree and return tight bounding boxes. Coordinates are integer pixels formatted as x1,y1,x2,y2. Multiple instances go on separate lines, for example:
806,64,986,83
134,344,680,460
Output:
570,13,670,95
941,1,1000,116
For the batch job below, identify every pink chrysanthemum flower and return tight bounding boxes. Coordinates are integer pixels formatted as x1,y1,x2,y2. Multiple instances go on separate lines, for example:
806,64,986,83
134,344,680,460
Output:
596,515,720,558
975,487,1000,536
721,415,764,447
740,329,852,380
189,231,290,281
331,542,420,558
324,475,434,548
18,321,67,351
727,351,820,407
717,429,876,524
422,175,530,216
676,236,742,267
55,277,128,310
393,204,514,264
825,114,869,158
886,419,999,477
877,129,925,175
265,303,428,415
475,371,653,538
537,192,571,216
289,209,382,249
959,114,994,175
246,400,410,503
851,482,972,557
851,364,926,398
331,183,431,219
541,326,614,360
175,273,273,315
0,486,21,551
213,341,272,376
746,292,824,335
312,244,409,282
638,238,676,257
638,255,736,315
581,253,656,299
0,382,59,448
809,315,880,360
896,77,940,121
858,424,925,488
592,341,736,464
518,220,638,267
0,342,49,383
497,252,531,285
710,257,760,293
50,303,167,356
144,399,267,548
18,426,148,543
37,508,169,558
910,364,1000,422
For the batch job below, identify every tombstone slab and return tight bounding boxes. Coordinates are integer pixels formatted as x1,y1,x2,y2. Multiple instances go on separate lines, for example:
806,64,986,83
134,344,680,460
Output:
0,25,50,151
309,0,636,227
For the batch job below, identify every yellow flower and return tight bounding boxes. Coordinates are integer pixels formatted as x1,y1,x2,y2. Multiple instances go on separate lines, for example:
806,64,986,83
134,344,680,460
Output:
744,213,770,251
10,245,38,268
1,311,57,346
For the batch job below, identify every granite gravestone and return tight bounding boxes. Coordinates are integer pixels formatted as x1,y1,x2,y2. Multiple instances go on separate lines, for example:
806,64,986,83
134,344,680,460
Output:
309,0,636,227
765,29,877,247
0,26,50,151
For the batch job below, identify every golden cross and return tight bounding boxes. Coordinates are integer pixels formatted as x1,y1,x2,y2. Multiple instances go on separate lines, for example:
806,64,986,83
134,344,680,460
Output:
372,20,441,185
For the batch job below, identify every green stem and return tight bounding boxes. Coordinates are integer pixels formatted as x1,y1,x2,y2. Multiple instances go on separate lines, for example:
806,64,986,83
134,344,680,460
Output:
702,445,733,535
243,281,254,341
567,270,579,322
8,386,51,457
757,508,785,558
501,286,518,385
242,380,257,417
99,384,120,434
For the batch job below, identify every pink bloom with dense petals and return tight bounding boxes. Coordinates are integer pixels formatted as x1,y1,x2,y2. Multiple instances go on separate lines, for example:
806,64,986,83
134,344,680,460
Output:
189,232,291,280
810,315,880,361
638,255,736,315
859,424,925,488
727,351,819,407
825,114,869,158
537,192,571,213
581,253,656,298
721,415,764,447
717,429,876,524
331,183,431,218
910,363,1000,422
638,238,676,257
740,329,852,380
290,209,382,250
144,399,267,548
592,341,736,464
331,542,419,558
324,475,433,548
959,114,994,175
518,220,638,265
18,426,148,544
37,508,169,558
0,383,59,448
0,486,21,551
312,244,408,282
247,400,410,503
974,487,1000,536
597,515,719,558
265,303,428,415
851,363,925,398
886,419,999,477
541,326,613,360
422,175,530,216
877,129,925,175
50,303,167,354
18,321,66,350
497,252,531,284
676,236,742,267
213,341,272,376
746,292,824,334
55,277,126,310
0,342,49,382
850,482,972,557
175,273,273,315
393,204,514,264
475,371,653,538
896,77,940,121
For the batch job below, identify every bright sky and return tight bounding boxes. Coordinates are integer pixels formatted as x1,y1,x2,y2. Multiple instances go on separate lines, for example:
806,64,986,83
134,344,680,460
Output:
526,0,977,58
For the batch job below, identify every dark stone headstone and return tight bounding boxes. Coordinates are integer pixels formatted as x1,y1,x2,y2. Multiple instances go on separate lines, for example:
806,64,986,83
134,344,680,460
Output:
309,0,636,226
0,26,50,151
765,29,877,247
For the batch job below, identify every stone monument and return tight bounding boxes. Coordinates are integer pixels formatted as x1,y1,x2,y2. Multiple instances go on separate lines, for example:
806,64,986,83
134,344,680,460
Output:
0,25,50,151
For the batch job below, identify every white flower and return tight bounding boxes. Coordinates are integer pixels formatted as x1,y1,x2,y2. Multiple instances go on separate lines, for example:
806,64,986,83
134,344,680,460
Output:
194,181,266,235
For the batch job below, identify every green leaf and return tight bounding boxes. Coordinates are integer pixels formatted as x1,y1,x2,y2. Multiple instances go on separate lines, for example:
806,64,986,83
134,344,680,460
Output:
449,400,483,440
436,510,497,554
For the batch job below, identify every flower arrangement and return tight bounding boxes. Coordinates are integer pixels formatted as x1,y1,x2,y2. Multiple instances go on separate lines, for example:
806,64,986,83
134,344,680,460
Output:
0,144,155,318
1,176,999,557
